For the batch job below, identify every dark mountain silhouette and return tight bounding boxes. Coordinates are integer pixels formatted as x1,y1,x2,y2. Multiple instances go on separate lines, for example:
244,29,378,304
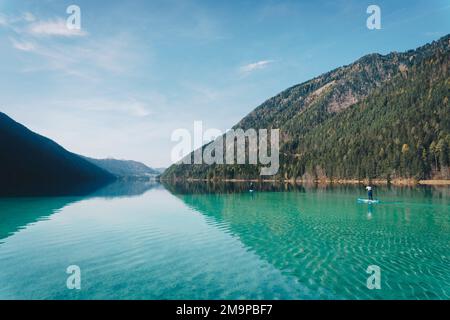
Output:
0,112,115,196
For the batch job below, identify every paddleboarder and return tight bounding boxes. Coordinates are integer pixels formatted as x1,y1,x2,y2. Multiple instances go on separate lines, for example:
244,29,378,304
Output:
366,186,373,201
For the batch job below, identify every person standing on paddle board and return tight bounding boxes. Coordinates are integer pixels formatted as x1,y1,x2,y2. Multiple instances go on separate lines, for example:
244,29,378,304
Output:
366,186,373,201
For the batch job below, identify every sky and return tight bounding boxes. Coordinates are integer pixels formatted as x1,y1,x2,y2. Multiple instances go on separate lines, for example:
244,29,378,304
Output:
0,0,449,167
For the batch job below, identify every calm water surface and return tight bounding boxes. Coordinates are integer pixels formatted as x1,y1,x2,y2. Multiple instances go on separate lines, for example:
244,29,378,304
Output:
0,182,449,300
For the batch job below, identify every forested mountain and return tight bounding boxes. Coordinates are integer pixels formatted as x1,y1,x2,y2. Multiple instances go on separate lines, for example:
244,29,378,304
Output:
0,112,115,196
83,157,159,179
162,35,450,182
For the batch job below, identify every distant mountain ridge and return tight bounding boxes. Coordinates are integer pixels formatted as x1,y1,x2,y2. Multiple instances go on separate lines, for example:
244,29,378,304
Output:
83,157,159,178
163,35,450,181
0,112,115,196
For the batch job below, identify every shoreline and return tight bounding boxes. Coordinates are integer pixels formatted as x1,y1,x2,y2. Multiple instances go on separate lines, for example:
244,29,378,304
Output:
160,178,450,186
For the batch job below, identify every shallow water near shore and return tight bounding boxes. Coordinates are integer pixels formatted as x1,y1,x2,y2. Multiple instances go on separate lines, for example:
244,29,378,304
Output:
0,182,449,299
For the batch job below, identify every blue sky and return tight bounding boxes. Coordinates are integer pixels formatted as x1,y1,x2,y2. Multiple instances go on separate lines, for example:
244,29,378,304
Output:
0,0,449,167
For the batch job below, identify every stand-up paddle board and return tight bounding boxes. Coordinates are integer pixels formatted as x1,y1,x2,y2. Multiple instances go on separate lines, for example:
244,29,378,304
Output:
357,198,380,204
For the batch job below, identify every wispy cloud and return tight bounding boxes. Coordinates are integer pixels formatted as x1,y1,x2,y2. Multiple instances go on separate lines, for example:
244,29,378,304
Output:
50,96,156,118
0,12,37,30
9,31,136,79
239,60,275,74
10,38,36,52
0,12,86,37
1,10,138,78
28,18,87,37
83,98,153,118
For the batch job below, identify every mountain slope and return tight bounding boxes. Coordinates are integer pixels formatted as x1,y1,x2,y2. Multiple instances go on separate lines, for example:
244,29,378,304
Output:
163,35,450,181
84,157,159,178
0,112,115,196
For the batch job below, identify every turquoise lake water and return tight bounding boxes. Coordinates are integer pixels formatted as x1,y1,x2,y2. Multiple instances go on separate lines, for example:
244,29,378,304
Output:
0,182,449,300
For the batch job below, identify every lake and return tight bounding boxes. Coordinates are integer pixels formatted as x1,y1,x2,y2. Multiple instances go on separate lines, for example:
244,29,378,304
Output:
0,182,449,300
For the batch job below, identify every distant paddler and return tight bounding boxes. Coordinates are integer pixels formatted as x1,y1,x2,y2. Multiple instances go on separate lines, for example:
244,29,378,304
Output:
358,186,379,204
366,185,373,201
